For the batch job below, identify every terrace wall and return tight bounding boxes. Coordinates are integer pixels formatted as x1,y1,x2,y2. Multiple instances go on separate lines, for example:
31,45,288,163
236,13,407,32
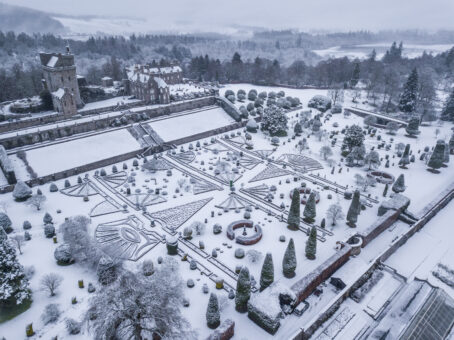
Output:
0,97,215,149
290,244,352,305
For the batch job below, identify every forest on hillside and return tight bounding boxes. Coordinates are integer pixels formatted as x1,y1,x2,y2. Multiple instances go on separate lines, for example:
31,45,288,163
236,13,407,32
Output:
0,30,453,120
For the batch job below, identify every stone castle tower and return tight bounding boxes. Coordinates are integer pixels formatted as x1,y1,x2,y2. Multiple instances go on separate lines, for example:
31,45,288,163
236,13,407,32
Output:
39,46,83,115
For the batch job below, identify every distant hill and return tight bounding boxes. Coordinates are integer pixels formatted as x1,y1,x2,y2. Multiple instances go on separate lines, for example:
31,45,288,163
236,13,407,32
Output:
0,2,66,34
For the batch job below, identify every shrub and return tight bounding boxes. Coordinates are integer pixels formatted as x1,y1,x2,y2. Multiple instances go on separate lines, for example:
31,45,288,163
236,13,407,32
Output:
41,303,61,325
12,181,32,201
66,318,81,335
0,213,13,234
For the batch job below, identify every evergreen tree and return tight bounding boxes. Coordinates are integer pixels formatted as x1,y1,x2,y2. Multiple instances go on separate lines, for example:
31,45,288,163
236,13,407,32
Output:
350,63,360,87
305,226,317,260
261,105,288,136
235,267,250,313
392,174,406,193
440,88,454,122
206,293,220,329
294,122,302,136
405,117,421,137
259,253,274,291
399,144,411,168
288,189,300,229
444,141,450,164
0,230,31,307
428,140,445,172
342,125,365,153
282,238,297,278
449,134,454,154
303,192,316,223
399,68,418,113
346,190,361,227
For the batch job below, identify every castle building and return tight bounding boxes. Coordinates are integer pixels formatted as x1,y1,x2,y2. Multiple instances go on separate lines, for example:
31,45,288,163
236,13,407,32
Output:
125,64,183,104
39,47,83,116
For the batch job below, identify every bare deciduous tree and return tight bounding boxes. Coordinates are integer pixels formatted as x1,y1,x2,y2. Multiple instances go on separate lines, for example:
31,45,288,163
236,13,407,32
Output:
319,146,333,160
10,234,25,254
25,194,46,211
40,273,63,297
87,257,196,340
326,204,345,226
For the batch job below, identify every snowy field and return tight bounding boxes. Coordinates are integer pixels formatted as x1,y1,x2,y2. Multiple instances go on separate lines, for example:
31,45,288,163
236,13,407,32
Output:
1,83,454,340
147,107,235,142
13,129,141,177
313,43,453,60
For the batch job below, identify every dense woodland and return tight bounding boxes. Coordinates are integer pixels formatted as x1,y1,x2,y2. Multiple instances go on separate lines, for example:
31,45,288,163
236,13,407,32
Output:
0,30,453,119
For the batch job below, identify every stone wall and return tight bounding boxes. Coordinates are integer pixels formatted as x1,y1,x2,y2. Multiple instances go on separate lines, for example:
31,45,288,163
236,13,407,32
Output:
0,100,144,135
291,182,454,340
291,244,352,305
168,120,247,146
358,209,401,247
0,97,215,149
0,148,143,194
205,319,234,340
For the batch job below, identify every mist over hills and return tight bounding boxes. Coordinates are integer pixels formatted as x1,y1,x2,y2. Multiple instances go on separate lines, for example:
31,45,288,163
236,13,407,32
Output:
0,2,65,34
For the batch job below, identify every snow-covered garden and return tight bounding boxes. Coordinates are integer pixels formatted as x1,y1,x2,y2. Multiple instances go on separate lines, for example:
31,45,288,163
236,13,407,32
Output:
1,83,453,340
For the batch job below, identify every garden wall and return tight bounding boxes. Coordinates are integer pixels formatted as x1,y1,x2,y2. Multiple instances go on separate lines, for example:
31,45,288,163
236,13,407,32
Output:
358,209,401,247
168,120,248,147
0,148,143,194
0,100,144,134
0,97,216,149
290,244,352,305
290,181,454,340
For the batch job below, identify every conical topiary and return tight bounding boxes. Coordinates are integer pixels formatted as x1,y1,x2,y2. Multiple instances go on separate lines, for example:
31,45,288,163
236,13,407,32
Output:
346,190,360,227
259,253,274,291
206,293,220,329
392,174,405,193
235,267,251,313
303,192,316,223
305,226,317,260
282,238,296,278
287,189,300,229
428,140,445,172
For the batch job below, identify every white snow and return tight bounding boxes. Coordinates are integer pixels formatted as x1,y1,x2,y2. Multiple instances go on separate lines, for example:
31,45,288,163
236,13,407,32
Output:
22,129,141,177
148,107,235,142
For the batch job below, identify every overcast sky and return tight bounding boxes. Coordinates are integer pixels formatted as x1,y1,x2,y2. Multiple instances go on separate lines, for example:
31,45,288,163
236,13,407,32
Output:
4,0,454,32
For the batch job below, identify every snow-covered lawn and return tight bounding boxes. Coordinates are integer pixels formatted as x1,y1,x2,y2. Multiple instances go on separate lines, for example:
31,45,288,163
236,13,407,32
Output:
148,107,235,142
78,96,140,112
17,129,141,177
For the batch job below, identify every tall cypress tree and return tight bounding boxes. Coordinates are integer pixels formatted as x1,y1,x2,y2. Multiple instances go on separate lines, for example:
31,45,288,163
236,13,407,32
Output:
259,253,274,291
440,88,454,122
288,189,300,230
428,140,445,172
399,144,411,168
235,267,251,313
346,190,360,227
350,63,360,87
206,293,220,329
444,141,450,164
399,68,418,113
282,238,297,278
305,226,317,260
0,230,31,307
392,174,406,193
303,192,317,223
